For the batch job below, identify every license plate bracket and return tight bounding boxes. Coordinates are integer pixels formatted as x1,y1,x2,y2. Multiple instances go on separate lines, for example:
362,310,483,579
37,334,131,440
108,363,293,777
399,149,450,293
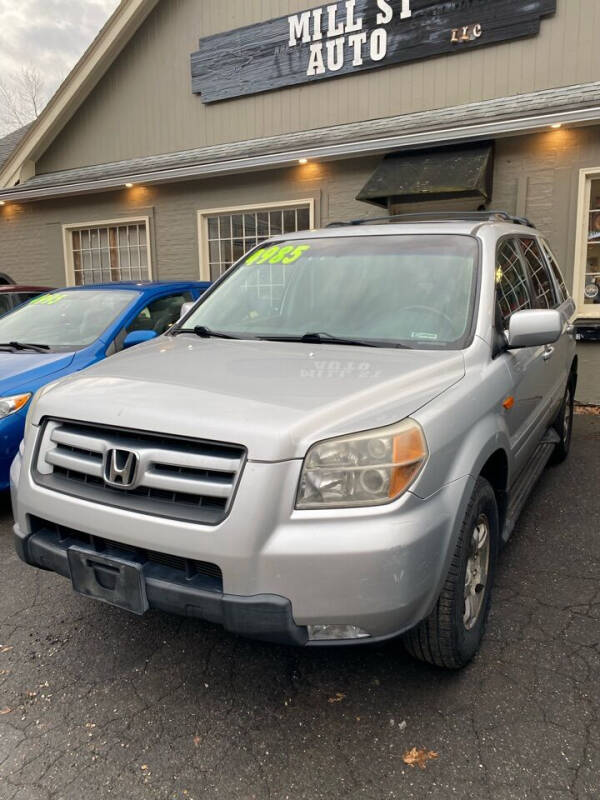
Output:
67,546,149,616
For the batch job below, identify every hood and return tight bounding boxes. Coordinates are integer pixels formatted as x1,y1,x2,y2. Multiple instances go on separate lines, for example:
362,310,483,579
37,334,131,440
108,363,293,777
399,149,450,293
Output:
0,351,76,391
35,337,465,461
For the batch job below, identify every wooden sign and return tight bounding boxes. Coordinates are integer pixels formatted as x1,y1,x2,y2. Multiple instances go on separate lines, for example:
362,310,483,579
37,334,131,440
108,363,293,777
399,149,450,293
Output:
191,0,557,104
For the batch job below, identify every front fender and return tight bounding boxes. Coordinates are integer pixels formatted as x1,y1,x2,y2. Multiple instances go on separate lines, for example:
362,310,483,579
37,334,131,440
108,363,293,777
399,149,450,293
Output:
411,354,514,500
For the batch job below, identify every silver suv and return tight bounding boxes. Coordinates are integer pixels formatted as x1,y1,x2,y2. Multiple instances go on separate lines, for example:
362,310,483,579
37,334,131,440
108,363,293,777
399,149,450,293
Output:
12,212,577,668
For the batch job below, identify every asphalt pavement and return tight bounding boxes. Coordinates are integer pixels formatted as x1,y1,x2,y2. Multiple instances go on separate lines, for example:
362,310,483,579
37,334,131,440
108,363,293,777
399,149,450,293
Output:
1,416,599,800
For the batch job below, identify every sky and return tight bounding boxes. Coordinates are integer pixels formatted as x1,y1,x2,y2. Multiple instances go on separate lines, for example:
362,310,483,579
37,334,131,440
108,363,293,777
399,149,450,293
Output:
0,0,120,91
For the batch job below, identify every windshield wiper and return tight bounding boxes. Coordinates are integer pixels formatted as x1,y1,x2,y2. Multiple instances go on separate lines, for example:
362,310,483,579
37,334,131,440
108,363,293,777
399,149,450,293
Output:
0,341,51,353
174,326,243,340
259,332,380,348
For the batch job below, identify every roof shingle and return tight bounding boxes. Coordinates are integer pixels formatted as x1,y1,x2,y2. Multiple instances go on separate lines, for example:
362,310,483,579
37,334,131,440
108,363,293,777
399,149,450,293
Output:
0,124,32,174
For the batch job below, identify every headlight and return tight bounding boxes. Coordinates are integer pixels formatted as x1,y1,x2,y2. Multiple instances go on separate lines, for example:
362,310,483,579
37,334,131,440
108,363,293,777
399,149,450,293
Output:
296,419,428,510
0,394,32,420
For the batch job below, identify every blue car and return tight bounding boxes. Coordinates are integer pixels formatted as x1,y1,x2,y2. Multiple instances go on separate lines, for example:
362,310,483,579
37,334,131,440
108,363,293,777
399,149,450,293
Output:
0,281,208,488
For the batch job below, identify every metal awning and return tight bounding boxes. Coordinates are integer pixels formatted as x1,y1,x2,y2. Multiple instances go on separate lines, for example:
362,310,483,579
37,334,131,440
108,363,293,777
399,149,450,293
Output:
357,142,494,208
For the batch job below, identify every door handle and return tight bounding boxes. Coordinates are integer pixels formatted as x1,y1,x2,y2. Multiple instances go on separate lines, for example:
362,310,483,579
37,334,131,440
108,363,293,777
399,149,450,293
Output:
543,345,555,361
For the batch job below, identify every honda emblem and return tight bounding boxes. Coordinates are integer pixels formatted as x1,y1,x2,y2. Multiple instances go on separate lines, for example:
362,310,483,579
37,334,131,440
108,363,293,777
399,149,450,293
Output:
104,449,139,489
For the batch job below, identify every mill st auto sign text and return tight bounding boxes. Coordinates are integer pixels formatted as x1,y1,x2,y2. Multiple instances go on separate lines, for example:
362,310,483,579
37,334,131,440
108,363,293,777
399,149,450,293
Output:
191,0,556,104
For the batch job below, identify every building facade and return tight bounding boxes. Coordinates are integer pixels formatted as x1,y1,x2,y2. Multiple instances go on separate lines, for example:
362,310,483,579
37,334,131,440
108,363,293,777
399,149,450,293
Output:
0,0,599,333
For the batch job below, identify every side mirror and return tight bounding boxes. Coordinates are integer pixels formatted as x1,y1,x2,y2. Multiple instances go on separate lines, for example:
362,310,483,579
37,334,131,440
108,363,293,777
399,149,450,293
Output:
179,301,195,320
506,309,562,349
123,330,158,349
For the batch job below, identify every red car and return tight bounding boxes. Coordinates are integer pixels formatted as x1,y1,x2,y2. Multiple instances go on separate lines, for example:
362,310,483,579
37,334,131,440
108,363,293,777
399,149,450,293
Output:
0,285,55,317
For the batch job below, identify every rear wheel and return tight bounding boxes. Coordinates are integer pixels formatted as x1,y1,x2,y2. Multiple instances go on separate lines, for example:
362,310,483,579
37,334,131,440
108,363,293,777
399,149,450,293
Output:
403,477,499,669
550,379,575,464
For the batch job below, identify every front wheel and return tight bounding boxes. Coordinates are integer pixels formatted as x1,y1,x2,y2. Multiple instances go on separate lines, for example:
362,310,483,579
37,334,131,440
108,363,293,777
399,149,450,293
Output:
403,477,499,669
550,380,575,464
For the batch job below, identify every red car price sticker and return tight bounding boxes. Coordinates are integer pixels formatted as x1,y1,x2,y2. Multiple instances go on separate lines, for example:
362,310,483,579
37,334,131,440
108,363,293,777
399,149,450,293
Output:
245,244,311,266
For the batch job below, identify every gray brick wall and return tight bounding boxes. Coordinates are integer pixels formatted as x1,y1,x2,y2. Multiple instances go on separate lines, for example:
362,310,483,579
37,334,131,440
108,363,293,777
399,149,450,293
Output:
492,126,600,289
0,156,381,286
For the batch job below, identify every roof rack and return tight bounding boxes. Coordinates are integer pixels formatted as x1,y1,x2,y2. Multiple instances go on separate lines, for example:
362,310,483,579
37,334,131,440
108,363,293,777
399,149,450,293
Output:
326,211,536,229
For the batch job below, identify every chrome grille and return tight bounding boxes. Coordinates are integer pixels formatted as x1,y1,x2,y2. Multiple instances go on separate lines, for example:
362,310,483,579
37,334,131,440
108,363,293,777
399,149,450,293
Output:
34,419,246,525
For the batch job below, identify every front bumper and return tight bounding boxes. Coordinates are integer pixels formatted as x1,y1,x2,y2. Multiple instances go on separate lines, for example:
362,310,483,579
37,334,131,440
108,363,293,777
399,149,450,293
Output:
14,521,309,646
12,446,474,645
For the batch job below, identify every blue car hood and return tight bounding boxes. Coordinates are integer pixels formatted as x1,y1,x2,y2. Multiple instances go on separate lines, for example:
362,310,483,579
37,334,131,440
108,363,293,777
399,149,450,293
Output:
0,351,76,388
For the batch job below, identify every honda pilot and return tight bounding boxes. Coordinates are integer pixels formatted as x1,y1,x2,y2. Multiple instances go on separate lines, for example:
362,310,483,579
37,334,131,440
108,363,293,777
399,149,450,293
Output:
11,212,577,668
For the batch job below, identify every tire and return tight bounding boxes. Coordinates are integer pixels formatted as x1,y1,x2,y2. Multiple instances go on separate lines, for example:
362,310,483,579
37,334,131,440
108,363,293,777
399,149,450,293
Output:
550,378,575,465
403,477,499,669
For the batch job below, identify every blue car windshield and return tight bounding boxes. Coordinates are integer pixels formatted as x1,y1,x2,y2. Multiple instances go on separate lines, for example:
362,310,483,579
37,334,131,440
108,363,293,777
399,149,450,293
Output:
0,290,138,351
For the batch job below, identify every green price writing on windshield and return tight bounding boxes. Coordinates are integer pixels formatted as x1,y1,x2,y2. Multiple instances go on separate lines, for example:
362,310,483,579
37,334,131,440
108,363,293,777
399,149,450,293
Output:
245,244,310,266
30,293,67,306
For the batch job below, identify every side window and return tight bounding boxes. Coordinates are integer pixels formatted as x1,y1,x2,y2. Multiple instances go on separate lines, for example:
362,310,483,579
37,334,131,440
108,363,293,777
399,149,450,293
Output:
519,238,557,309
126,293,193,336
109,292,194,355
15,293,42,307
541,241,568,303
496,239,533,327
0,295,12,316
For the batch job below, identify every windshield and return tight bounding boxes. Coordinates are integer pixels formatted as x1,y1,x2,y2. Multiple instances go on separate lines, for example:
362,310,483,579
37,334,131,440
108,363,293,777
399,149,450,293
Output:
182,235,479,349
0,290,137,351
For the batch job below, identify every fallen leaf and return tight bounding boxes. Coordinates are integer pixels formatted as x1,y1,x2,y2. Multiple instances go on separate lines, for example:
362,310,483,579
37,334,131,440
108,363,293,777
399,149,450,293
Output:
575,405,600,417
402,747,439,770
0,646,13,654
141,765,149,771
328,693,346,704
0,708,12,715
193,736,201,748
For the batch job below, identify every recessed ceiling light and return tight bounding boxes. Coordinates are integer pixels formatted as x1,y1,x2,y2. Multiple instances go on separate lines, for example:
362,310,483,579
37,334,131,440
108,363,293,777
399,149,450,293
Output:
551,123,562,129
298,158,309,165
125,182,135,188
0,201,5,206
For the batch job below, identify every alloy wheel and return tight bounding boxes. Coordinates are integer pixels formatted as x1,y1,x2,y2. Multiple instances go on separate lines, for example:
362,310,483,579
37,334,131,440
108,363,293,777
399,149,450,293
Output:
463,514,491,631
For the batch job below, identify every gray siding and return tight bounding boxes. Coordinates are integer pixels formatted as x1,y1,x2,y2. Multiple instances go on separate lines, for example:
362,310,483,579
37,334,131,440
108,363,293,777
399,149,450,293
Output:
2,126,600,292
37,0,600,175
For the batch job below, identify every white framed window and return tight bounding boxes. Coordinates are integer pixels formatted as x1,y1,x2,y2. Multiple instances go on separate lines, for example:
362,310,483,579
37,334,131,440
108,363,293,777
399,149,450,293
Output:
197,200,314,282
574,169,600,318
62,217,152,286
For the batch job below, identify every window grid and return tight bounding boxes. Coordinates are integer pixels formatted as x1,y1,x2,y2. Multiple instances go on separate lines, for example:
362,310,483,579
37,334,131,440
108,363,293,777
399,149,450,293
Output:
588,210,600,242
71,223,150,285
206,205,311,282
496,239,532,326
585,184,600,305
519,238,556,309
584,269,600,304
